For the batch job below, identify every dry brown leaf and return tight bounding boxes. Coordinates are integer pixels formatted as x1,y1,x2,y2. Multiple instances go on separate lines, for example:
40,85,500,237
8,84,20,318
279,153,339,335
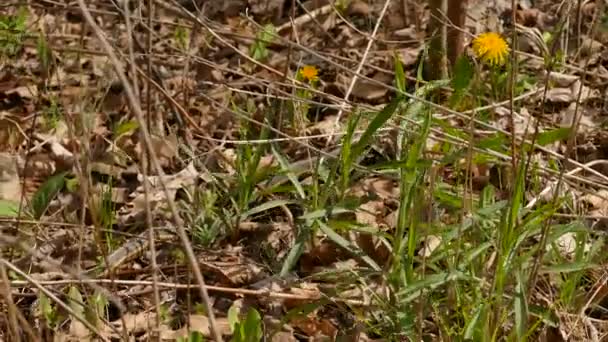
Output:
355,200,384,227
348,73,392,102
349,176,399,200
347,1,371,17
545,87,574,103
200,255,266,287
581,190,608,215
135,132,178,168
104,311,157,336
0,152,22,202
419,235,442,257
291,316,337,339
271,331,298,342
546,71,579,87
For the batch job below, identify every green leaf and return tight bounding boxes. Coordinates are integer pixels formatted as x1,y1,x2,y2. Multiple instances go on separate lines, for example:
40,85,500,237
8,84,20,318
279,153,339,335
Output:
250,24,276,61
113,120,139,138
540,262,597,274
536,127,571,146
0,199,19,217
271,146,306,200
30,171,67,219
298,207,352,221
65,177,79,193
464,304,486,340
514,272,528,341
318,221,381,271
451,55,474,92
67,286,85,320
36,32,52,75
398,271,469,299
243,308,263,342
394,52,407,94
228,304,239,333
241,199,296,219
351,96,402,158
280,227,307,276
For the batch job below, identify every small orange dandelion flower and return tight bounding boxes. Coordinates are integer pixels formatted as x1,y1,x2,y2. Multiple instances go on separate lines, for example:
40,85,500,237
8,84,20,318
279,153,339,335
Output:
299,65,319,81
472,32,510,66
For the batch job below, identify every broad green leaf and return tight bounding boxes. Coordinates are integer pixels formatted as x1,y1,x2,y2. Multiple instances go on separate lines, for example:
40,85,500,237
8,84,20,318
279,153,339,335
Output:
228,304,239,332
243,308,263,342
113,120,139,138
67,286,85,320
464,303,486,340
351,96,402,158
30,171,67,219
451,55,474,91
536,127,571,146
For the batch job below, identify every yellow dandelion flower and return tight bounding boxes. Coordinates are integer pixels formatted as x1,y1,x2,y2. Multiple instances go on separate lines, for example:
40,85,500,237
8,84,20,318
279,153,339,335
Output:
299,65,318,81
472,32,510,66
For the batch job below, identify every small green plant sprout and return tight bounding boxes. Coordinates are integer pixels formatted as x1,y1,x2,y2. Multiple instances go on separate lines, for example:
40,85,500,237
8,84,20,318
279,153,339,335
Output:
250,24,276,61
38,292,61,329
0,7,28,58
42,97,64,130
177,331,205,342
228,304,263,342
174,26,190,51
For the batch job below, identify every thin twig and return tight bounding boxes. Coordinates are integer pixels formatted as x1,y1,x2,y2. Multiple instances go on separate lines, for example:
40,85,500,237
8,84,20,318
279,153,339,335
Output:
328,0,392,145
75,1,222,341
1,259,109,342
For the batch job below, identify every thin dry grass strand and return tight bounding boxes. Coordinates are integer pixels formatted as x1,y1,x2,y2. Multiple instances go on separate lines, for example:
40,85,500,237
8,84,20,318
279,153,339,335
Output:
328,0,391,145
75,1,223,341
1,259,109,341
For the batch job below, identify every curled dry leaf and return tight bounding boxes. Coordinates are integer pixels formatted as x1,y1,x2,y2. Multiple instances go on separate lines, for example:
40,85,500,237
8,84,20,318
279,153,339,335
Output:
419,235,442,257
581,190,608,215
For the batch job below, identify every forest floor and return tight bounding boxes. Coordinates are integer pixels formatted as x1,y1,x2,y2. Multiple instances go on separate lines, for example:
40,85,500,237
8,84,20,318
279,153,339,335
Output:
1,0,608,341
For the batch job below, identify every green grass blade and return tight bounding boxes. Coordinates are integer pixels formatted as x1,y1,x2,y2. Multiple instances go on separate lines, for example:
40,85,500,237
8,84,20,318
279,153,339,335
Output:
271,145,306,200
317,220,381,271
30,171,67,219
351,96,402,159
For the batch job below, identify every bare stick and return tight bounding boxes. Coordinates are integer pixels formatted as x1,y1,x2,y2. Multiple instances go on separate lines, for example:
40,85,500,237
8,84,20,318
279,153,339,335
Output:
328,0,392,144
